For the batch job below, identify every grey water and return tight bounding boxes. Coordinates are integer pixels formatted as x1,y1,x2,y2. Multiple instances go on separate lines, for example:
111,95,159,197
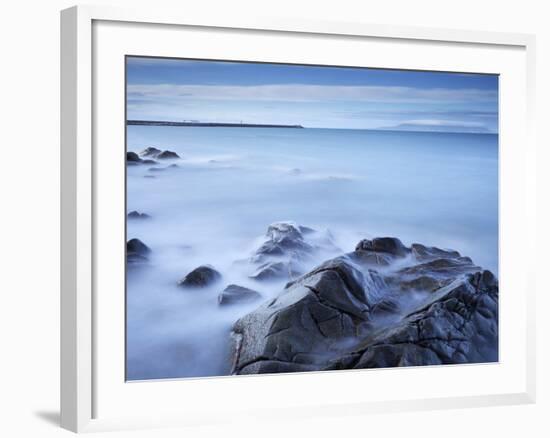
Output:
126,126,498,380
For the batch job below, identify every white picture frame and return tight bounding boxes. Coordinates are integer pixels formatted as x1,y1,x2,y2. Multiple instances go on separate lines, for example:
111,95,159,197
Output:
60,4,537,433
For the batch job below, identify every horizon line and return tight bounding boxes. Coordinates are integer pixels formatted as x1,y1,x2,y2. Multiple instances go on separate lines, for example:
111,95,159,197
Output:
126,119,498,135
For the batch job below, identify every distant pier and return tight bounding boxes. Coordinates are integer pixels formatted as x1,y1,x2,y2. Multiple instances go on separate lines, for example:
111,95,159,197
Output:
127,120,304,129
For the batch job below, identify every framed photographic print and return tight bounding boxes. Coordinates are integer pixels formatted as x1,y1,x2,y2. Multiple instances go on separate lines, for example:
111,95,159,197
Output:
61,5,536,433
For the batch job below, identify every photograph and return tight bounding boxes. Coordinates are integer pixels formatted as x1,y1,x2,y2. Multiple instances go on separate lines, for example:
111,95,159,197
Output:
125,56,499,381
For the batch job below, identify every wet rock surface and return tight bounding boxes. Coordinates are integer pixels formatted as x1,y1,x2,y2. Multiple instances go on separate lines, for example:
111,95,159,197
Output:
178,265,222,288
230,236,498,375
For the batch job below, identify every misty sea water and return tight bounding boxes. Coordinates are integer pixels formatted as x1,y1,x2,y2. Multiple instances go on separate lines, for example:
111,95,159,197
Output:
126,125,498,380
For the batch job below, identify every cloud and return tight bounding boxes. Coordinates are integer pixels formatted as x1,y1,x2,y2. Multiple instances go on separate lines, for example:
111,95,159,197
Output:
126,83,498,132
127,83,497,105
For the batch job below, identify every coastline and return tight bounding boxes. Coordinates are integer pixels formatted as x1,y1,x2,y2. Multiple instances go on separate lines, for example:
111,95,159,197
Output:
127,120,304,129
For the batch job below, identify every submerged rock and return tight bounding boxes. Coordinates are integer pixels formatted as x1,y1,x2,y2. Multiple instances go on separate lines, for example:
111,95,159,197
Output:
218,285,262,306
178,265,221,288
229,236,498,375
127,238,151,265
148,164,179,172
127,211,151,220
157,150,180,160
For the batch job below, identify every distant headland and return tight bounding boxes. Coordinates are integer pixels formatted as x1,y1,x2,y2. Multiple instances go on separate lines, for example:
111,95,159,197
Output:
127,120,304,129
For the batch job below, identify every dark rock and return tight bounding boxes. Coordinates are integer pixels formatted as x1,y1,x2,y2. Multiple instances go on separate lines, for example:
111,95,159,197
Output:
266,221,302,242
259,227,312,256
178,265,221,288
398,275,446,292
230,235,498,375
127,238,151,265
411,243,460,261
250,222,338,265
250,261,287,281
127,211,151,220
348,249,393,267
230,256,376,375
355,237,410,257
398,258,480,278
371,297,400,316
127,151,142,163
141,159,158,165
156,150,180,159
348,270,498,368
139,147,161,157
218,285,262,306
127,238,151,256
242,222,342,286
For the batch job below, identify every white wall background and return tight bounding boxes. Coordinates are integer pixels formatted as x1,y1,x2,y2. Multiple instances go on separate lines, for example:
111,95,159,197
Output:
0,0,547,436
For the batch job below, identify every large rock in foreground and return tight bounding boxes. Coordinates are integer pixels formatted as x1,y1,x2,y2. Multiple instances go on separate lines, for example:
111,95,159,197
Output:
230,237,498,374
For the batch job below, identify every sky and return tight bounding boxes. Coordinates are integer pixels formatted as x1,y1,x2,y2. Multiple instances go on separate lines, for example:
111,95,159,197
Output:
126,56,499,133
